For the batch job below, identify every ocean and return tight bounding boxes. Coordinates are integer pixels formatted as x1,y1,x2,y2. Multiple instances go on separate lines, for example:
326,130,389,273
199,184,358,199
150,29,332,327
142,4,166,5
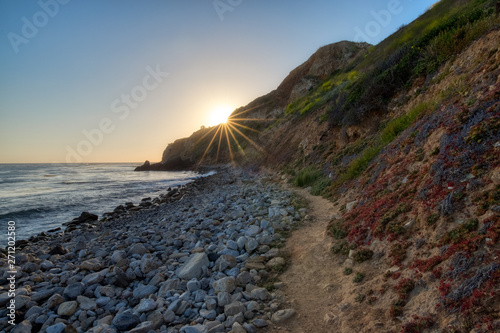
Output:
0,163,206,246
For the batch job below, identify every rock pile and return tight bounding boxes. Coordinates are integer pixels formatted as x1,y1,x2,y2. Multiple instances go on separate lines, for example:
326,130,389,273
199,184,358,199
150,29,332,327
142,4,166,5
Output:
0,169,301,333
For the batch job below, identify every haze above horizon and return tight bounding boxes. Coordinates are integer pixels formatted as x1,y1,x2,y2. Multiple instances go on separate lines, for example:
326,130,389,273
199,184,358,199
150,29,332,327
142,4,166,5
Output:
0,0,438,163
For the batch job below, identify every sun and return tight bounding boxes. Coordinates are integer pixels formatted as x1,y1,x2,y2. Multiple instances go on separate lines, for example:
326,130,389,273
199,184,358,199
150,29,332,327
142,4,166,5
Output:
208,105,233,126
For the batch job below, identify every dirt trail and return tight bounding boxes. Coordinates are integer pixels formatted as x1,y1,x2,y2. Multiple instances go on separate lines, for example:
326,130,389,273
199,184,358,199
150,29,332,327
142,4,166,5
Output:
267,185,342,332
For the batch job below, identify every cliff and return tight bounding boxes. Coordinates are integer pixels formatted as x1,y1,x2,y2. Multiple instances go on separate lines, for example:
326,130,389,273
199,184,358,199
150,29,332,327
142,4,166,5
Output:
138,0,500,330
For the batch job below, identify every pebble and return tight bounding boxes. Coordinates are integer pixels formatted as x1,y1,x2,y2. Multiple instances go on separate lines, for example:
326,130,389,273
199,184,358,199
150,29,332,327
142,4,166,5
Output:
57,301,78,316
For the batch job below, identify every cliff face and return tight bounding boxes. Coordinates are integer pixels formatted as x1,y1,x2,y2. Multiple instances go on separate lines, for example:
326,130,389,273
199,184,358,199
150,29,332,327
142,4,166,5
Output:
153,40,369,169
139,0,500,330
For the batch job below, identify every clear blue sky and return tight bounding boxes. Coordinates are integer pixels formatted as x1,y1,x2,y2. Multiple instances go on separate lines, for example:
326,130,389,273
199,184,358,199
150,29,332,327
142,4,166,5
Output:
0,0,438,163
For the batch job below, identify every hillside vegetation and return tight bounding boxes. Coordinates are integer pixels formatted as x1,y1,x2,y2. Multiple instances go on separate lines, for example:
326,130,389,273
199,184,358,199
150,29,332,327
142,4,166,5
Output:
150,0,500,330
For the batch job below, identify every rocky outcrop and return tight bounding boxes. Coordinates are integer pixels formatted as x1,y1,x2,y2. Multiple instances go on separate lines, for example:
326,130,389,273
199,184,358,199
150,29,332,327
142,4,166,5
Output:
275,41,369,104
134,157,195,171
148,41,370,168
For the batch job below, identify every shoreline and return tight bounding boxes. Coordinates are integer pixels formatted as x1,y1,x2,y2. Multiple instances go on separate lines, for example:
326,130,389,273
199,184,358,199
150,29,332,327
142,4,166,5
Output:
3,167,218,252
0,166,305,332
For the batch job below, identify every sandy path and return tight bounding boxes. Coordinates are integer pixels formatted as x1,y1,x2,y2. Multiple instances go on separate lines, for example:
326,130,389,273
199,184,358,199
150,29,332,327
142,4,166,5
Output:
266,185,343,332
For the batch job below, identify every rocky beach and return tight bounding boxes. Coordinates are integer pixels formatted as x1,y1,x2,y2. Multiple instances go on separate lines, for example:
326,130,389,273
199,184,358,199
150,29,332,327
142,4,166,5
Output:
0,168,304,333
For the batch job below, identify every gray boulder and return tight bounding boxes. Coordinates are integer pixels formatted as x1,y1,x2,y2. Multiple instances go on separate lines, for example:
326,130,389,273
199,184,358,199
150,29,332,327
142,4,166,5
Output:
177,253,209,280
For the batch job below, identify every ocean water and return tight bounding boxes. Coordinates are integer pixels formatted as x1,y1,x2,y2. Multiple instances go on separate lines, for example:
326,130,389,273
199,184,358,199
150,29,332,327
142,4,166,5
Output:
0,163,206,246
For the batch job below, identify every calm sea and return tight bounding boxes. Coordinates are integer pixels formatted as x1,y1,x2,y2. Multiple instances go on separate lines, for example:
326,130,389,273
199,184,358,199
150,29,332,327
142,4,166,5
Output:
0,163,206,246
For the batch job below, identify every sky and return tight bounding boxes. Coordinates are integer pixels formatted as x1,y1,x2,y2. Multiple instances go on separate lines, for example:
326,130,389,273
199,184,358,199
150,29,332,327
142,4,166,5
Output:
0,0,438,163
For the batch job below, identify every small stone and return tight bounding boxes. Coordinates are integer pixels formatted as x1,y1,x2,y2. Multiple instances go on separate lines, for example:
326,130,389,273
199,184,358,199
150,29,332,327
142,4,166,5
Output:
271,309,296,324
22,262,40,273
63,282,84,300
47,294,65,309
96,296,111,307
14,295,30,309
82,270,105,285
250,287,269,301
253,319,268,328
128,243,149,256
137,298,157,313
200,308,217,320
12,320,32,333
226,240,238,250
140,254,159,274
216,254,237,271
80,258,102,271
111,250,127,263
236,271,253,285
129,321,155,333
232,322,246,333
163,309,175,323
243,323,257,333
217,292,232,307
25,306,44,319
346,200,358,213
245,225,261,237
388,266,400,273
213,276,236,294
266,257,285,270
133,284,158,299
245,239,259,253
181,325,207,333
224,302,246,316
244,262,265,270
0,292,12,306
343,258,354,268
187,279,201,292
112,310,141,331
46,323,66,333
77,296,97,310
236,236,247,250
48,244,67,255
57,301,78,316
40,260,55,270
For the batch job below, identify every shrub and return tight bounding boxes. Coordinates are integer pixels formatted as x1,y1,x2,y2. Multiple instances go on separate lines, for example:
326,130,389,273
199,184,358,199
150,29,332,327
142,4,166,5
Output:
331,241,350,255
390,300,405,318
442,219,478,244
294,167,322,187
310,176,331,196
353,272,365,283
395,278,416,300
426,213,440,226
353,248,374,263
355,293,366,303
344,267,353,275
328,220,347,240
380,102,433,144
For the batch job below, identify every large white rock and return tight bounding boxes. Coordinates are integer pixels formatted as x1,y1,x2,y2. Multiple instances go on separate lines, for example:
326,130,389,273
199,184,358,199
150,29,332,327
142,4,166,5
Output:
177,253,209,280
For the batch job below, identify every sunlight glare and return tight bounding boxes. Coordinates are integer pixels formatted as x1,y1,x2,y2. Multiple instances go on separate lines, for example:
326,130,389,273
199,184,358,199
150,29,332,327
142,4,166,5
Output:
208,105,233,126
